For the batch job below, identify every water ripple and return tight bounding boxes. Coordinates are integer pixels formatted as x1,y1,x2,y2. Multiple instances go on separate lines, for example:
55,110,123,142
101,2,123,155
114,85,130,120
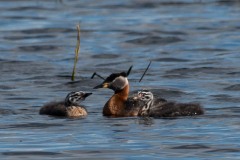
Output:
1,0,240,159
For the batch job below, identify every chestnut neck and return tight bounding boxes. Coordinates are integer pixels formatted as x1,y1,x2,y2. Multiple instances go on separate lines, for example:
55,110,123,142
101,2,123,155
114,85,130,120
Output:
114,84,129,101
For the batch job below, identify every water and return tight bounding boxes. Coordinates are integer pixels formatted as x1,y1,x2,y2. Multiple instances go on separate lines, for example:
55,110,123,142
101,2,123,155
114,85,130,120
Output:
0,0,240,159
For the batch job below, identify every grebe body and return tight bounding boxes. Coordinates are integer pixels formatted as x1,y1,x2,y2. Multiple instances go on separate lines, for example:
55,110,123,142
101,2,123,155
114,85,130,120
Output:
138,90,204,117
39,91,92,117
94,72,144,117
94,71,204,117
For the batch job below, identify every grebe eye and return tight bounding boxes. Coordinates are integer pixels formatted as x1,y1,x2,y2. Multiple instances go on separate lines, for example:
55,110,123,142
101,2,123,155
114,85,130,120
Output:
69,97,74,102
138,93,143,97
145,96,150,99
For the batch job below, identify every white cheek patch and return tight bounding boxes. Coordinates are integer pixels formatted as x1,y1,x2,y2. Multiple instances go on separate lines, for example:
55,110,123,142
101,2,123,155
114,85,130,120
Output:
138,91,154,102
69,97,74,103
69,95,81,103
112,76,128,89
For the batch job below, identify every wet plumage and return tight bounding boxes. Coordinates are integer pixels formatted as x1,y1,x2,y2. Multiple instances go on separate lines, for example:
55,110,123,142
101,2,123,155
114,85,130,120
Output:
39,91,92,117
94,72,145,117
94,71,204,117
138,90,204,117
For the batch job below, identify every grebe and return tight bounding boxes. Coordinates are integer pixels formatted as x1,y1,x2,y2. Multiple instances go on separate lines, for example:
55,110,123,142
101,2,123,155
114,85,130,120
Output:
39,91,92,117
138,90,204,117
94,72,145,117
94,70,204,117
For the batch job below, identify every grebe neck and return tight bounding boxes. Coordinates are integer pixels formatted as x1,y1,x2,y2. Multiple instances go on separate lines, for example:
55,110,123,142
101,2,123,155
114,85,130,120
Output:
114,84,129,101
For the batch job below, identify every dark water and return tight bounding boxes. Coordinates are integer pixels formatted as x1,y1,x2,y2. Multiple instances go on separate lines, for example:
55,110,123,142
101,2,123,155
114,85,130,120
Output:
1,0,240,159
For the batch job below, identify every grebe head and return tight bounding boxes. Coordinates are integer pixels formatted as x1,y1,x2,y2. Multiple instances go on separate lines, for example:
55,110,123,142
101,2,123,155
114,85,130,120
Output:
93,72,128,92
65,91,92,106
138,90,154,116
138,90,153,102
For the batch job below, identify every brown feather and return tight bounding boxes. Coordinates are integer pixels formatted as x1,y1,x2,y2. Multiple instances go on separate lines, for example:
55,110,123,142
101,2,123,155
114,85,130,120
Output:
39,101,87,117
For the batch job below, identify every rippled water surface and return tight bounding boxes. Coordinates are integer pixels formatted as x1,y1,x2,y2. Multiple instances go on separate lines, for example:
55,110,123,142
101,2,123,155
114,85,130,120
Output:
1,0,240,159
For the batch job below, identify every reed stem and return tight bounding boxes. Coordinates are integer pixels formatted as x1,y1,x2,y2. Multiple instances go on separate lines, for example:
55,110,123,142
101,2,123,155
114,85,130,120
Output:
139,61,152,82
71,24,80,81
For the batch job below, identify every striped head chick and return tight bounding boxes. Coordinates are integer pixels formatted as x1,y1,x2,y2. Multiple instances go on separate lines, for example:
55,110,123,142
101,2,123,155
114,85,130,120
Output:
137,90,154,116
65,91,92,106
39,91,92,117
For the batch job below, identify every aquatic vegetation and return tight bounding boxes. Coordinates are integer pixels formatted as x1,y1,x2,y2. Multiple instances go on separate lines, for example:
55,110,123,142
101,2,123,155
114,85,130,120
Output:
71,24,80,81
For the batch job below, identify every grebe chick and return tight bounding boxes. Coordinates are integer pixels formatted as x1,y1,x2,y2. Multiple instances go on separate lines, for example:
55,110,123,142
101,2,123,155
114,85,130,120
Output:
39,91,92,117
138,90,204,117
94,72,145,117
137,90,154,116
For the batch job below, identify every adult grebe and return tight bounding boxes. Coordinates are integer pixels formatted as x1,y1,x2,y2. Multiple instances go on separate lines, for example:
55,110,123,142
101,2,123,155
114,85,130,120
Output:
94,72,145,117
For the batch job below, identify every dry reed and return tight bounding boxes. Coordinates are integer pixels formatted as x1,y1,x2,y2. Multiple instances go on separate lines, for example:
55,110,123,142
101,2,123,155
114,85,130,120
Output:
71,24,80,81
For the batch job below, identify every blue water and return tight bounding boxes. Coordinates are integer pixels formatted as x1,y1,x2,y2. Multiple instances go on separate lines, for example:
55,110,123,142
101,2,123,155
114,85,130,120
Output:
0,0,240,159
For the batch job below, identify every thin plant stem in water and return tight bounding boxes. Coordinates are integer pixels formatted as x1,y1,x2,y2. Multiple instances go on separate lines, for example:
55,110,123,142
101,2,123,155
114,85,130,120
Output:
127,65,133,76
71,24,80,81
91,72,105,80
91,65,133,80
139,61,152,82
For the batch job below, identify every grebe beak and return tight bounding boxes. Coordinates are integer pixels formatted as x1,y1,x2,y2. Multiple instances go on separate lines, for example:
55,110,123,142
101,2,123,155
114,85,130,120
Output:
93,83,109,89
83,92,92,98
